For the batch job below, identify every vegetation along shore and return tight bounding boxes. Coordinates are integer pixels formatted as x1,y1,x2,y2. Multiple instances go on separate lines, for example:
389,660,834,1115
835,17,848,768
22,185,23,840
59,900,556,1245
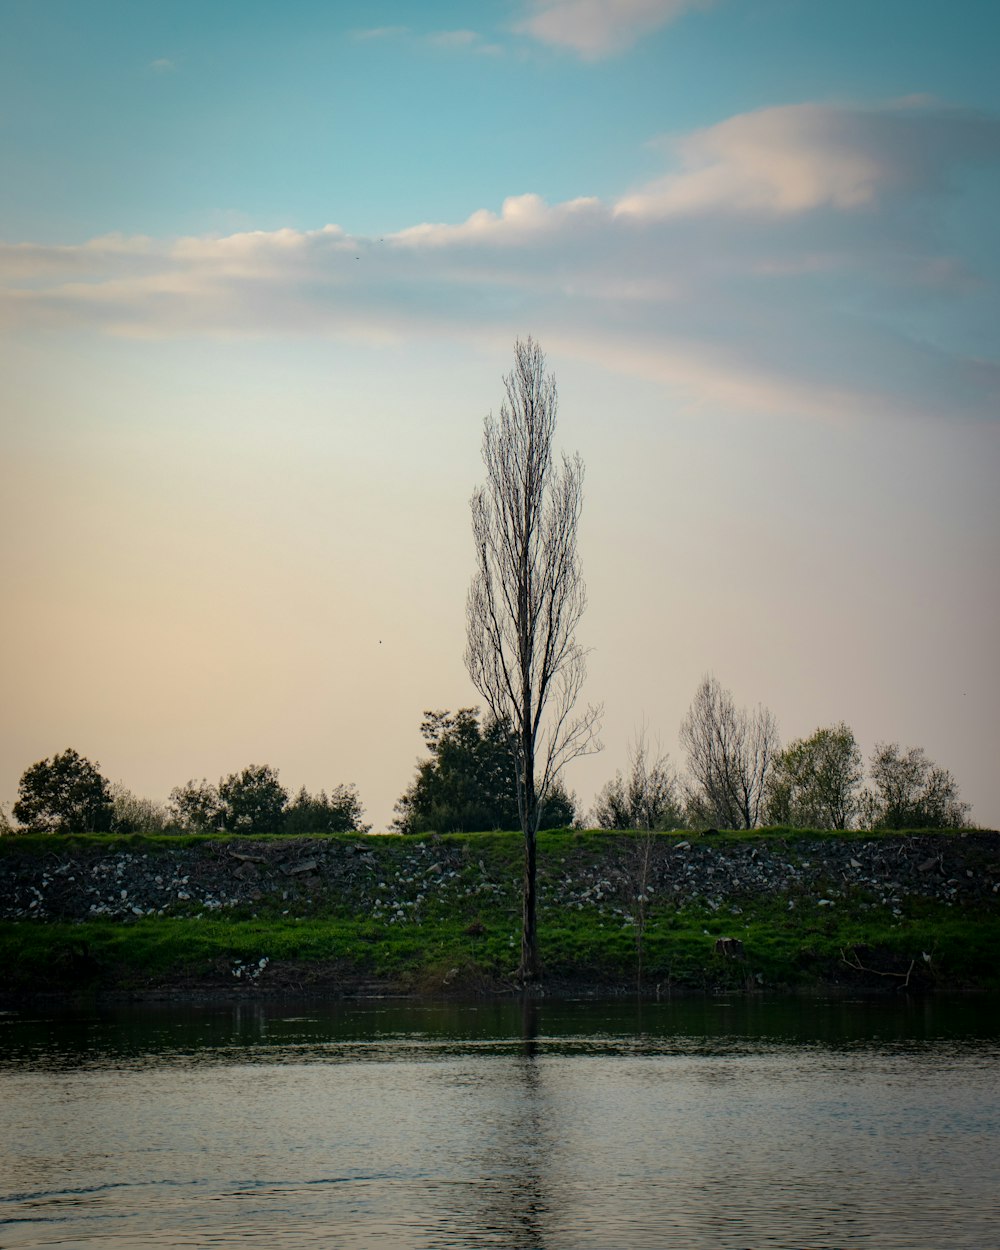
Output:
1,827,997,1000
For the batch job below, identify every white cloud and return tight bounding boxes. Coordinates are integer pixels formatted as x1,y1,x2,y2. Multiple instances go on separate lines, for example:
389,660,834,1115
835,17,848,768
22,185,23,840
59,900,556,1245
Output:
393,193,603,247
2,100,997,422
617,99,1000,219
516,0,709,59
618,105,885,217
149,58,176,73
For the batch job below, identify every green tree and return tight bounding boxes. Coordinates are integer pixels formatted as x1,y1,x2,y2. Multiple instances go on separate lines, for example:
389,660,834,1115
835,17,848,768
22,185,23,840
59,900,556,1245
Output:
285,784,371,835
12,748,115,833
218,764,288,835
394,708,576,835
591,729,684,830
110,783,172,834
168,779,225,833
765,723,862,829
859,743,970,830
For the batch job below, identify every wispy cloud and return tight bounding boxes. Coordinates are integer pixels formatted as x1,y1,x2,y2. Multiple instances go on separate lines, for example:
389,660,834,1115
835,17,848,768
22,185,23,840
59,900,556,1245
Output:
353,26,502,55
351,26,409,42
516,0,710,59
3,100,997,422
425,29,503,55
149,58,176,73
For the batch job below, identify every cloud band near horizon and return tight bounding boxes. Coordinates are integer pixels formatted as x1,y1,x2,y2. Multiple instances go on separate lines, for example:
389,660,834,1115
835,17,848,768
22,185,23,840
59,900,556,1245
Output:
3,99,998,424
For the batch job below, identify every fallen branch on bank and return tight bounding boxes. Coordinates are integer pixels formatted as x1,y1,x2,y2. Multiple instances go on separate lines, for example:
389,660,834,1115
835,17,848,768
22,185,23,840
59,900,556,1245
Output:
840,947,916,988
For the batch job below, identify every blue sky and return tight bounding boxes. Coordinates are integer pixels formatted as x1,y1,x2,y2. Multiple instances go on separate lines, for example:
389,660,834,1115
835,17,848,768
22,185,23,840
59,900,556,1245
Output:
5,0,1000,241
1,0,998,828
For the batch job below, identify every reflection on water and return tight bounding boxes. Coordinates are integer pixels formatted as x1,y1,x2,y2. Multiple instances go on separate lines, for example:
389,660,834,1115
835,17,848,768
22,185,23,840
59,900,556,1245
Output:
3,995,998,1071
0,997,997,1249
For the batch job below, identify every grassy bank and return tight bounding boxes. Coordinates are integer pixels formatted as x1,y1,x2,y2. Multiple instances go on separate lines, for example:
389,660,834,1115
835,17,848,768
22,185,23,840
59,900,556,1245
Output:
1,827,997,997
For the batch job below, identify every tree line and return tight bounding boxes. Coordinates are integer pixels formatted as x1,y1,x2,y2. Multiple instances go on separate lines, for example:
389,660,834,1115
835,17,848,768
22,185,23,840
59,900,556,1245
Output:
4,749,369,837
3,690,970,838
592,674,970,833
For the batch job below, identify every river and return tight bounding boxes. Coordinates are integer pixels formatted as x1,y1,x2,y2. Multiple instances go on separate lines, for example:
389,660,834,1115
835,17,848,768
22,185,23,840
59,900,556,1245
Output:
1,996,997,1249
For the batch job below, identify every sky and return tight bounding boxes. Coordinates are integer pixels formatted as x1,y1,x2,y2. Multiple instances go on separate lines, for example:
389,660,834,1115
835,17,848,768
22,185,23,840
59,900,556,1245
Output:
1,0,998,831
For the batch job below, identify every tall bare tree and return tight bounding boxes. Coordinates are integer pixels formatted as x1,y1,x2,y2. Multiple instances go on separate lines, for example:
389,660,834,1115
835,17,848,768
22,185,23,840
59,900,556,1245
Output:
465,337,601,984
680,675,778,829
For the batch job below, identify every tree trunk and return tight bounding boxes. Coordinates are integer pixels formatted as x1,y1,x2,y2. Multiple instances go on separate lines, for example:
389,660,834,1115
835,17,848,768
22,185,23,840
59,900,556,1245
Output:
519,825,540,984
518,743,541,984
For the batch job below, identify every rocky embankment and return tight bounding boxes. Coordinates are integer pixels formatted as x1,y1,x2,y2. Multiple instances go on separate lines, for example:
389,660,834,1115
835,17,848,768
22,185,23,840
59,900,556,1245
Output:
1,830,998,925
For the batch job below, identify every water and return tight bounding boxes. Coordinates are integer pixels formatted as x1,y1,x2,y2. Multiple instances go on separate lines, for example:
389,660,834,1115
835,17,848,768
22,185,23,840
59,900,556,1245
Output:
1,997,997,1249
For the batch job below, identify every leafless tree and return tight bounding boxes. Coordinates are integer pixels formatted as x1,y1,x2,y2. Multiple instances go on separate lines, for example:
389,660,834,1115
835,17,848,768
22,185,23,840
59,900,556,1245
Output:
679,675,779,829
465,337,602,984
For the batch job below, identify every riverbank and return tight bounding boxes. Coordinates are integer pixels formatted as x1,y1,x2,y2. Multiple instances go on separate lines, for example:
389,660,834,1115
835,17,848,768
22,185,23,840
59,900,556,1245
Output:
1,828,997,998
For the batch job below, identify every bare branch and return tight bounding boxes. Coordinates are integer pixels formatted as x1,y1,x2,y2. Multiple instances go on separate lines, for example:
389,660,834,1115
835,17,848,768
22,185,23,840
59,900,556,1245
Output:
840,948,916,988
680,675,779,829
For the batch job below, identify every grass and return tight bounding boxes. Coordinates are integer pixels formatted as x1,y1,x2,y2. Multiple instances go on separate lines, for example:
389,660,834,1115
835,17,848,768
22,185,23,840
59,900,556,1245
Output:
0,824,982,857
0,829,362,856
1,896,995,997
